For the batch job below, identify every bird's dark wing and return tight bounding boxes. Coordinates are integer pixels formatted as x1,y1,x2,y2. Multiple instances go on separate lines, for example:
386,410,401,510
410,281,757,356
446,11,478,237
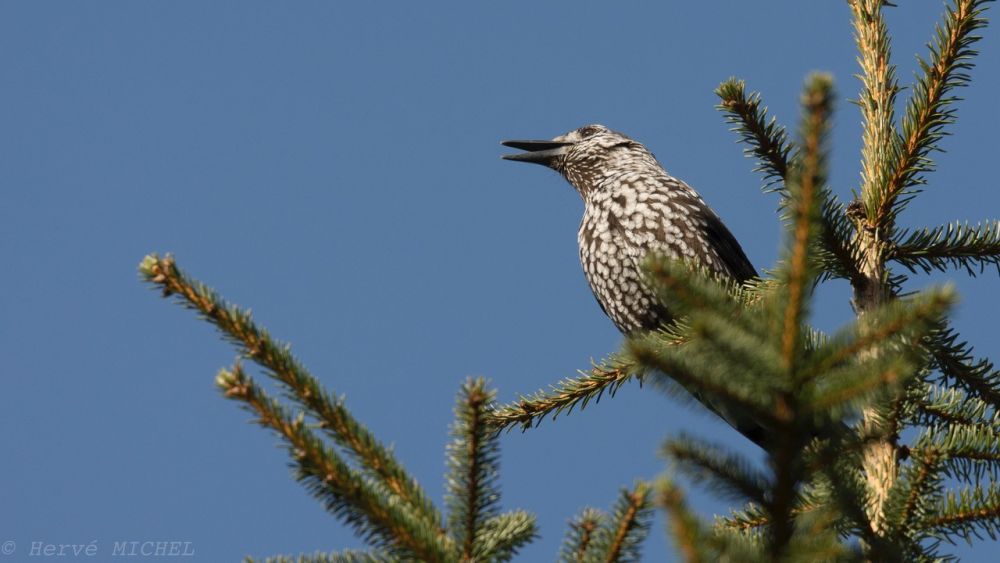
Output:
660,178,757,283
698,209,757,283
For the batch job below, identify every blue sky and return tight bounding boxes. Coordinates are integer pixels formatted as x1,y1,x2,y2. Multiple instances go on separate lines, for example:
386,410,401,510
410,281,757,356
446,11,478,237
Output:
2,2,997,561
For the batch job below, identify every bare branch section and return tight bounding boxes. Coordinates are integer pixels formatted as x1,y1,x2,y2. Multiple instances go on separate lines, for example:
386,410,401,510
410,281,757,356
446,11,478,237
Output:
138,254,442,531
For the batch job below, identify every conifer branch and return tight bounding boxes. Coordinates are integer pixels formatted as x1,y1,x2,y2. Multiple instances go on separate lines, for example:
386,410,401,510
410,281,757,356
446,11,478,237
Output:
715,79,791,190
926,324,1000,408
817,195,862,285
493,256,768,438
915,401,990,430
484,356,641,432
804,290,954,382
657,480,761,562
806,357,910,422
715,78,860,285
628,334,781,431
642,256,746,321
911,383,1000,431
781,73,833,373
139,255,443,533
920,484,1000,542
916,423,1000,482
559,508,604,563
663,437,770,507
849,1,906,526
803,288,954,428
891,220,1000,275
656,481,706,563
850,0,901,221
781,508,856,562
815,455,894,557
800,290,953,424
883,447,943,538
216,365,452,561
685,315,782,383
718,500,822,533
446,378,504,561
879,0,993,226
589,484,654,563
473,511,538,563
717,507,770,532
252,550,392,563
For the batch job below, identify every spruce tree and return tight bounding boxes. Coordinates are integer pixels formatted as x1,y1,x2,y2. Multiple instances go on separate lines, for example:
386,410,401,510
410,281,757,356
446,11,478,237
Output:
141,2,998,560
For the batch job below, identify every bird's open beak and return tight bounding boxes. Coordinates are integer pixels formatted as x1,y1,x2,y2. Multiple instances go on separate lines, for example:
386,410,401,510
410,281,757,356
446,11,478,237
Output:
501,140,573,166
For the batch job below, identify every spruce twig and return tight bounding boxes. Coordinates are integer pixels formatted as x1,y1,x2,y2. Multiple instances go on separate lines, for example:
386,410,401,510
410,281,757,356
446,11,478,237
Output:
657,482,705,563
849,0,903,533
850,0,901,222
559,508,604,563
926,324,1000,408
142,254,541,561
139,254,442,532
920,485,1000,542
891,220,1000,275
446,378,535,561
215,364,453,560
589,484,654,563
485,356,642,432
473,511,538,563
251,550,392,563
715,79,860,286
663,437,769,507
879,0,993,227
715,79,791,190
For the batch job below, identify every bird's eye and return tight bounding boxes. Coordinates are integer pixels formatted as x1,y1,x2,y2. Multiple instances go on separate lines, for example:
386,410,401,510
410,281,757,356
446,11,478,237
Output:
578,126,600,138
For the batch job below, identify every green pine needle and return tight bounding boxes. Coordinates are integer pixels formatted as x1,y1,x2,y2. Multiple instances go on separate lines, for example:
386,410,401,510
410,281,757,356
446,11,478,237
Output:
663,436,770,507
473,511,538,563
484,354,642,432
559,508,606,563
139,254,442,533
715,78,792,192
881,0,993,225
586,484,655,563
891,220,1000,275
921,484,1000,543
216,364,452,560
249,550,393,563
925,323,1000,408
445,378,505,560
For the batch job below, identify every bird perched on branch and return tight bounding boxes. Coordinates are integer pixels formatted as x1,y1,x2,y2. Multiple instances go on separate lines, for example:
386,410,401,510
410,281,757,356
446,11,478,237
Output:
502,124,761,441
502,124,756,331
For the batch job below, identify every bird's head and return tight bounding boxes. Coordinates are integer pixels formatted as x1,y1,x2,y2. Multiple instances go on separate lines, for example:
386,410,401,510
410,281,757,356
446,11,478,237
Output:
502,124,654,196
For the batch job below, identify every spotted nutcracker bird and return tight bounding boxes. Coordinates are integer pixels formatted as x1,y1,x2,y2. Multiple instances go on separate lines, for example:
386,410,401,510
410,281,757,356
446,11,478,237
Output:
502,124,763,443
